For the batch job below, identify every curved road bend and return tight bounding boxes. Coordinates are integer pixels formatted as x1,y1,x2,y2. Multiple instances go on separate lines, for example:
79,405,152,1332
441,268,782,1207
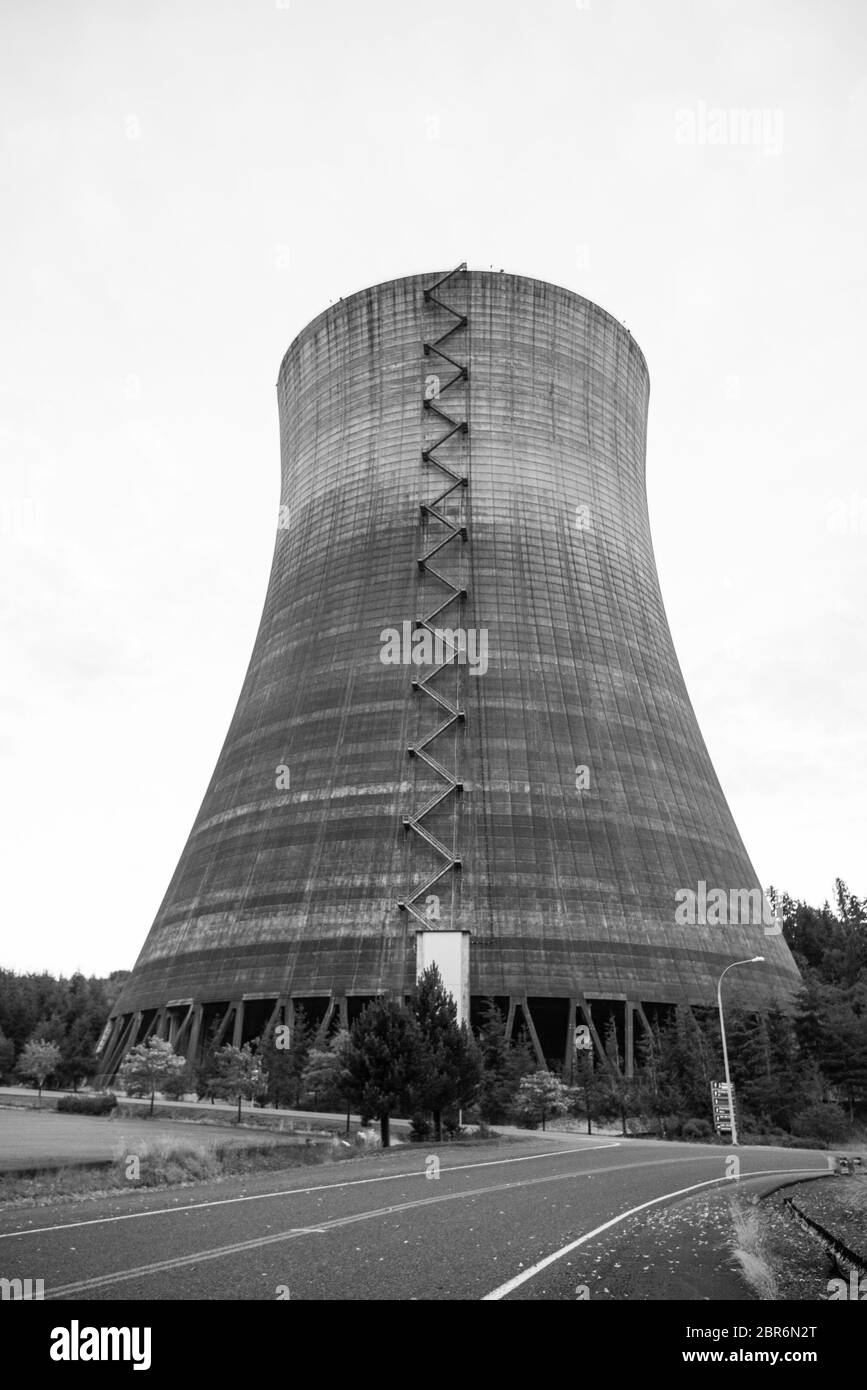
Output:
0,1136,828,1301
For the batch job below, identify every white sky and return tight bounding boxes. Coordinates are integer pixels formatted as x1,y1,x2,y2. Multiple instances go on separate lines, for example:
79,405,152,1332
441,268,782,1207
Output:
1,0,864,977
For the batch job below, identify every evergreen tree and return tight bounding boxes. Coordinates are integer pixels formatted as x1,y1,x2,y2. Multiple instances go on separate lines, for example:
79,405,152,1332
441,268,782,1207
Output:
796,980,867,1120
195,1020,223,1102
343,998,424,1147
409,965,481,1140
286,1007,313,1105
59,1016,99,1092
600,1015,641,1135
299,1030,351,1111
569,1051,622,1133
633,1020,688,1135
0,1029,15,1083
258,1009,311,1108
475,1000,533,1123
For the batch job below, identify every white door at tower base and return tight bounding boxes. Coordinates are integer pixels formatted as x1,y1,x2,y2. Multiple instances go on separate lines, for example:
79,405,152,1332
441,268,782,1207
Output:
416,931,470,1023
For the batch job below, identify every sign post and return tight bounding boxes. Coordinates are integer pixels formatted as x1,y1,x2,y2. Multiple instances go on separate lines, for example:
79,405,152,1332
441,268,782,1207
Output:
711,1080,736,1137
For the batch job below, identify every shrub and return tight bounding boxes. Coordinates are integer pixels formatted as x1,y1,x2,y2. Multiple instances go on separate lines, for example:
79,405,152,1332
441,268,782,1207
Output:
681,1117,713,1140
791,1103,849,1145
729,1197,779,1300
442,1109,464,1139
626,1114,654,1135
409,1112,432,1142
511,1071,570,1129
127,1139,218,1185
56,1093,117,1115
659,1113,683,1139
160,1069,192,1101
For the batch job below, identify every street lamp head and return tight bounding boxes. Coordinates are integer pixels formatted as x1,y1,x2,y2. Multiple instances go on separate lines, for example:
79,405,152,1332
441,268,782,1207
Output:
752,956,765,963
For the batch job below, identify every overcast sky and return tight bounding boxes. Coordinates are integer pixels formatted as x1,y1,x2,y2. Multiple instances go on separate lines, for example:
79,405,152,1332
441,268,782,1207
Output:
2,0,864,978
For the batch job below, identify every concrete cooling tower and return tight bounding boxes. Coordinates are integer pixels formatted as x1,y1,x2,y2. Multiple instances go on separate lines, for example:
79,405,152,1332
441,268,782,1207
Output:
100,266,801,1079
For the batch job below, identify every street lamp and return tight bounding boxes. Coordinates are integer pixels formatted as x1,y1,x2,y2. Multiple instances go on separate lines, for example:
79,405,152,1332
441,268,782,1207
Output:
717,956,765,1146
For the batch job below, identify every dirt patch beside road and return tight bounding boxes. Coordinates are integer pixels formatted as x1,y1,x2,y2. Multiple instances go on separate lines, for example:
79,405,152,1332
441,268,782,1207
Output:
760,1175,867,1299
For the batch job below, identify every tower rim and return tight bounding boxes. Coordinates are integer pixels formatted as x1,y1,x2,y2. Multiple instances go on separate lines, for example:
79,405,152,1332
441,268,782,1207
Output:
275,266,649,388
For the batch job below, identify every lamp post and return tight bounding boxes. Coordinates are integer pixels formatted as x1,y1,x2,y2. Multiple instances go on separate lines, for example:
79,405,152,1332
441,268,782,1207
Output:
716,956,765,1146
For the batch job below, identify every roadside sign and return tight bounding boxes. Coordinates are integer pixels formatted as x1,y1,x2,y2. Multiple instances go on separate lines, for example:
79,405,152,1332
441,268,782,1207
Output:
711,1080,735,1134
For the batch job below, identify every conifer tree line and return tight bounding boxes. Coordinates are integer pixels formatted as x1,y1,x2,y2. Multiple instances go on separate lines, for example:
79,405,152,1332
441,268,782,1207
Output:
0,970,128,1090
1,880,865,1147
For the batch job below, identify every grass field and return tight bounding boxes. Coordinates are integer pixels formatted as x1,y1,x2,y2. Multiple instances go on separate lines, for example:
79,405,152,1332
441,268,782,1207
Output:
0,1107,313,1172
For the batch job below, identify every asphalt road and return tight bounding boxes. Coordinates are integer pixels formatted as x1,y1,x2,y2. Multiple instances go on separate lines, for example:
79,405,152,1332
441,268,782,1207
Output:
0,1136,830,1301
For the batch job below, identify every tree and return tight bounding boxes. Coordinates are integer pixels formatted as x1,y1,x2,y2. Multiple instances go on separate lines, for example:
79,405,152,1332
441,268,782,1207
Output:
161,1065,193,1101
475,999,534,1123
795,980,867,1120
570,1055,619,1134
512,1070,569,1130
17,1039,62,1102
600,1016,639,1136
342,998,424,1147
0,969,122,1067
632,1019,686,1136
211,1043,265,1122
195,1021,223,1103
779,881,867,988
258,1009,311,1109
725,1002,812,1131
58,1016,99,1092
285,1008,313,1106
118,1038,186,1116
299,1032,350,1111
409,965,481,1140
790,1102,850,1145
0,1030,16,1083
28,1014,66,1051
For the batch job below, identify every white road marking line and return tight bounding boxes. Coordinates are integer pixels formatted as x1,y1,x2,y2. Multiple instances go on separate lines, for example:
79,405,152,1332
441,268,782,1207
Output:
481,1166,831,1300
46,1161,828,1299
41,1157,709,1297
50,1168,634,1297
0,1141,619,1240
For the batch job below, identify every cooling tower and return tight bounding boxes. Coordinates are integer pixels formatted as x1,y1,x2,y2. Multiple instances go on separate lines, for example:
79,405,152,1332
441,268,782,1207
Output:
101,266,801,1077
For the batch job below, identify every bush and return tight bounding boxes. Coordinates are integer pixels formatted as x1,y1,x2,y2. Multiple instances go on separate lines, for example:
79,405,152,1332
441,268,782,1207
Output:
120,1075,151,1099
409,1112,432,1142
160,1070,192,1101
626,1114,654,1135
659,1114,683,1139
511,1071,570,1128
791,1103,849,1145
56,1093,117,1115
442,1109,464,1139
681,1117,713,1140
125,1139,218,1185
474,1121,498,1139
